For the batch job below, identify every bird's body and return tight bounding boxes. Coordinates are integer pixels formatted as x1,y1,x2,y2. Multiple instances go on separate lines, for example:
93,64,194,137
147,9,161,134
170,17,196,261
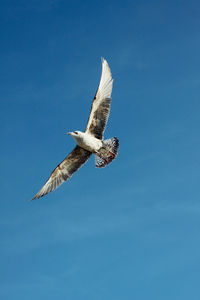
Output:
69,131,102,153
32,58,119,200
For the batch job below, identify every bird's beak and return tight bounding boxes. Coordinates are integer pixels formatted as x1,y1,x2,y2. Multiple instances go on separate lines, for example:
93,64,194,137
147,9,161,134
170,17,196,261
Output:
67,132,74,136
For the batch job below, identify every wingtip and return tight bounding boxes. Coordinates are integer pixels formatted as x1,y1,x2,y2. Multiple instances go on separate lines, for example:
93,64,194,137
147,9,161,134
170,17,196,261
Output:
31,192,42,201
101,57,108,65
30,195,38,201
100,57,112,77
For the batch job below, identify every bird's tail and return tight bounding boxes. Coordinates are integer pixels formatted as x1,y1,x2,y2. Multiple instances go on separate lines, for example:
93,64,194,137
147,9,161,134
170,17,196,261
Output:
95,137,119,168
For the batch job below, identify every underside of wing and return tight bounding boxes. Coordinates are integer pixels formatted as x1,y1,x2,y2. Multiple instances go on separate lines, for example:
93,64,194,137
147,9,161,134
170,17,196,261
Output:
32,146,91,200
85,58,113,140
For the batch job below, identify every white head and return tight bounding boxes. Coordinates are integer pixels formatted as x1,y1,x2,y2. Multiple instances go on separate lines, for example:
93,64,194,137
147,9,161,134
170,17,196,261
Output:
67,130,84,142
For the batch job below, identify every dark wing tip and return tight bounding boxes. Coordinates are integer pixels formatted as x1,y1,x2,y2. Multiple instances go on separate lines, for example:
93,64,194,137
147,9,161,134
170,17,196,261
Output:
31,192,45,201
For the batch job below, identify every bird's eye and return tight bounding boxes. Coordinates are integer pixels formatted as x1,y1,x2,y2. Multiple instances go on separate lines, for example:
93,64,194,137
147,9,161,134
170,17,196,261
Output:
74,131,78,134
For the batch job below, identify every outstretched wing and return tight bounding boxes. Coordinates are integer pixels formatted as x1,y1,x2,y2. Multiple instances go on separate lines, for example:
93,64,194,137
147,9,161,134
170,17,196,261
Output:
85,58,113,140
32,146,91,200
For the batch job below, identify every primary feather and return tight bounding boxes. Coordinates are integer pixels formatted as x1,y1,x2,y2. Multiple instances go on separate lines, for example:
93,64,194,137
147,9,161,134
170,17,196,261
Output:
32,146,91,200
85,58,113,139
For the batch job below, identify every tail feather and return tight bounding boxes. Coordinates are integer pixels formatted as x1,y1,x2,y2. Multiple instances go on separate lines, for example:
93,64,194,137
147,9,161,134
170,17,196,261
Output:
104,136,119,154
95,137,119,168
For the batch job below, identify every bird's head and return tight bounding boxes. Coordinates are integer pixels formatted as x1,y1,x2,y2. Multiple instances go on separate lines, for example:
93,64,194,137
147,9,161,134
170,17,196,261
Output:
67,131,83,141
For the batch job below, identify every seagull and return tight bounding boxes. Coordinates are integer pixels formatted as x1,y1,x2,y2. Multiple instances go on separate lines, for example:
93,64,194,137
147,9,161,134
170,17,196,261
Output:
32,58,119,200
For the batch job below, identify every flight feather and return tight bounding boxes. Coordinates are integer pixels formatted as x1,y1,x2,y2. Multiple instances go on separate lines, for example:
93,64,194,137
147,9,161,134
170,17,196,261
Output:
32,146,91,200
85,58,113,139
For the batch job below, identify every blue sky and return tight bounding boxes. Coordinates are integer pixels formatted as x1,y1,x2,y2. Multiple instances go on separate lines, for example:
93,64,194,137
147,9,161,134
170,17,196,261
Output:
1,0,200,299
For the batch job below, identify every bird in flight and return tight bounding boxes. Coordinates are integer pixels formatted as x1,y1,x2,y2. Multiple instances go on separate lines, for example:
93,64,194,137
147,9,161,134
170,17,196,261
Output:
32,58,119,200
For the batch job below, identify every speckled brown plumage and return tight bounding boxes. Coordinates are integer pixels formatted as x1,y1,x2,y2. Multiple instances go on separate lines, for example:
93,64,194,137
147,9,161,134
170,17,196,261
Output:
86,97,111,139
32,146,91,200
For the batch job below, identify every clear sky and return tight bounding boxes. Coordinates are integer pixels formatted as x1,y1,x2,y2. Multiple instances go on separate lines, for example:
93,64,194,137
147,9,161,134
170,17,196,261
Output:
1,0,200,299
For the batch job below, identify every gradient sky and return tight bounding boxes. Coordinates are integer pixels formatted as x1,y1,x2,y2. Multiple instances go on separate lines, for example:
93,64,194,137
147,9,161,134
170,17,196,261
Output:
1,0,200,299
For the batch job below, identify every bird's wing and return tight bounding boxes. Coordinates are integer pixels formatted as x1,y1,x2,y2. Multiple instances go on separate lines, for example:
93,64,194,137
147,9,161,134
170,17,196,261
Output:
32,146,91,200
85,58,113,140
